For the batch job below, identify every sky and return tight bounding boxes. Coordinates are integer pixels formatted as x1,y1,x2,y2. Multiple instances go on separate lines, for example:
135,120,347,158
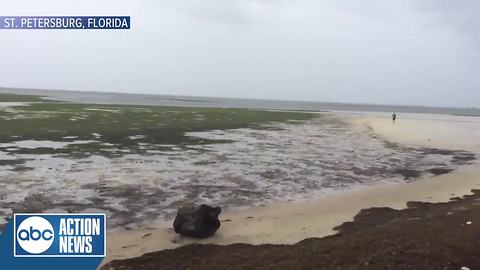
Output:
0,0,479,108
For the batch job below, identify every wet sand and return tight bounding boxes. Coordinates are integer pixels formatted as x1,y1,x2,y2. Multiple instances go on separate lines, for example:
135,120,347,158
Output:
103,189,480,270
103,112,480,266
348,112,480,151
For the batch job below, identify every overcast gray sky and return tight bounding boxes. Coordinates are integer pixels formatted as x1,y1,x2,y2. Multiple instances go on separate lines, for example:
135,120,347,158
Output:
1,0,479,107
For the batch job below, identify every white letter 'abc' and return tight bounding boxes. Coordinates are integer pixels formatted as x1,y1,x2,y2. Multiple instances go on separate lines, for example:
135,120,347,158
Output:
16,216,55,254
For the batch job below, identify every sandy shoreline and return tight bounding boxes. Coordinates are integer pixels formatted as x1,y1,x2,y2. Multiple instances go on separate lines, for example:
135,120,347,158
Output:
103,112,480,265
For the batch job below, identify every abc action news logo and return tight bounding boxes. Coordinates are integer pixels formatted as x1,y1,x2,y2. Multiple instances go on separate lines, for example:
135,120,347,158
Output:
13,214,106,257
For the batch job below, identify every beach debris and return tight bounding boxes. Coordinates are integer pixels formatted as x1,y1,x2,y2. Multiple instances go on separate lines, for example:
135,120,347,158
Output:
173,204,221,238
461,266,470,270
121,244,138,249
466,221,472,225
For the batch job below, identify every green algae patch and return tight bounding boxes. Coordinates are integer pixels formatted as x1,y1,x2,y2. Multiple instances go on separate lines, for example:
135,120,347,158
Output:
0,93,317,158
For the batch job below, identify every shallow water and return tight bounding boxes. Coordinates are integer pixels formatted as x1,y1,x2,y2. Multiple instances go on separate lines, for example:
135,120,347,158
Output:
2,88,480,116
0,116,474,228
0,140,98,149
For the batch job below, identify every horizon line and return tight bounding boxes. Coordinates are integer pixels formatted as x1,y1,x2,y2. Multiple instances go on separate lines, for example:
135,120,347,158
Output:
0,86,478,111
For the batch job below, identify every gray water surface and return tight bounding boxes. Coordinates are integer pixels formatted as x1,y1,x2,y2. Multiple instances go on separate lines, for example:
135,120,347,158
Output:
1,87,479,116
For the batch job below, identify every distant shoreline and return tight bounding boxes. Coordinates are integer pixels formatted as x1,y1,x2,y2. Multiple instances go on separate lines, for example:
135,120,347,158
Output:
1,87,479,116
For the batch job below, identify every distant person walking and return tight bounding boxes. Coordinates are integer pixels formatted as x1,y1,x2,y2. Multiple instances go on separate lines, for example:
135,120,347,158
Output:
392,112,397,123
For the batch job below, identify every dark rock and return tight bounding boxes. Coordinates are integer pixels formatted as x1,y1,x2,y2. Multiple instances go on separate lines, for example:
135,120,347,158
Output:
173,204,221,238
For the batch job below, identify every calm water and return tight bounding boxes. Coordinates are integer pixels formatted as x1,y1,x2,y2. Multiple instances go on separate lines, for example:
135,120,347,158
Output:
1,87,479,116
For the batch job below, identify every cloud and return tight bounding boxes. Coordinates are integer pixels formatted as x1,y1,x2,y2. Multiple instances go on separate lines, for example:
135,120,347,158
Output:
0,0,479,107
413,0,480,47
